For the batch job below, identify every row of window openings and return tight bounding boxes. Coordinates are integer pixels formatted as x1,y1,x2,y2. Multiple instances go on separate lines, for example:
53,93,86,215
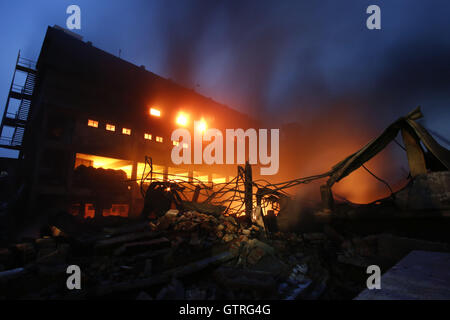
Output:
75,154,227,183
88,119,164,143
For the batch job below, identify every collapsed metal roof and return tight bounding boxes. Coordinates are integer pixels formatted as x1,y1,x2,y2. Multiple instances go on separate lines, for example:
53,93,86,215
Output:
327,106,450,187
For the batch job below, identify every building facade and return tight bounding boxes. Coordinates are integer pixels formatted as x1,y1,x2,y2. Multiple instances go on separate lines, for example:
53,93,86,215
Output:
0,26,258,218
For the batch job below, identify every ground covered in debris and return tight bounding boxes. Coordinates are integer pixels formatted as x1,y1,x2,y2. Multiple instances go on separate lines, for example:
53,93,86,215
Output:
0,210,363,300
1,209,449,300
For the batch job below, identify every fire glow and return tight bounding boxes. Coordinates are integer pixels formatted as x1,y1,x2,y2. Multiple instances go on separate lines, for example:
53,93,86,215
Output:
176,112,189,126
171,122,280,175
150,107,161,117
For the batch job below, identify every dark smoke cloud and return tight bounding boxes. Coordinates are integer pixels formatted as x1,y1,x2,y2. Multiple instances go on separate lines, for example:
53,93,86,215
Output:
1,0,449,165
151,0,450,135
156,0,302,117
373,40,450,111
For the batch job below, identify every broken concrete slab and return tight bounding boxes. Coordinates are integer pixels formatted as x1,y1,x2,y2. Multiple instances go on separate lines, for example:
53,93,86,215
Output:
395,171,450,212
355,250,450,300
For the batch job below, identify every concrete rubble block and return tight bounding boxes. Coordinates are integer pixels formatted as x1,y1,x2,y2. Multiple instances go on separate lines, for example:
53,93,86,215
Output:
222,234,234,243
237,235,249,243
215,230,224,239
394,171,450,211
241,239,289,275
165,209,179,217
173,220,198,232
148,222,158,231
157,215,177,230
245,239,275,262
228,236,249,256
223,221,238,233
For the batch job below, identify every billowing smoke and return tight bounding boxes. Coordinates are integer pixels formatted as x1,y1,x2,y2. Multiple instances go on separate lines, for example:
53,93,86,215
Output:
150,1,449,204
0,1,449,204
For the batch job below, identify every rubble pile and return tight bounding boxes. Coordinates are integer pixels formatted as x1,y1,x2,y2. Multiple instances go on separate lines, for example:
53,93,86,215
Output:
1,208,448,300
0,209,371,300
1,107,449,300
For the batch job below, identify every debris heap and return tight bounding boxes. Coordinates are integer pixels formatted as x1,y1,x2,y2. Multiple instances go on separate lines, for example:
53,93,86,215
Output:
0,209,365,300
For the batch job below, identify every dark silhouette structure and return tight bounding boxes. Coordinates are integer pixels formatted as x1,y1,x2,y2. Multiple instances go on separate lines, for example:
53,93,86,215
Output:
0,26,257,218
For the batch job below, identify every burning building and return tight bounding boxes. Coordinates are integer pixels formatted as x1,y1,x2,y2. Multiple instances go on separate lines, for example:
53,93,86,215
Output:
0,26,450,303
0,25,259,219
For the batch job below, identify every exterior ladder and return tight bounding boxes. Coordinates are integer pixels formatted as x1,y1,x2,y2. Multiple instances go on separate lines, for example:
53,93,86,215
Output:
0,50,37,155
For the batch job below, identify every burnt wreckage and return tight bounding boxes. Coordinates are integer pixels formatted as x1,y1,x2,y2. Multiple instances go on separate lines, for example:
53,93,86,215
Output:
0,25,259,221
0,26,449,300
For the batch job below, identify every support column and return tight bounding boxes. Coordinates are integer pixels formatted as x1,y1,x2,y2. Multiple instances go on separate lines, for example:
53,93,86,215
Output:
129,161,138,217
320,184,334,212
163,166,169,182
192,185,201,203
401,128,427,177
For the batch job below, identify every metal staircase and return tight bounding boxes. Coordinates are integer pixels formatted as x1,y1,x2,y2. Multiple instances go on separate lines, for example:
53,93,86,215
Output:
0,51,37,153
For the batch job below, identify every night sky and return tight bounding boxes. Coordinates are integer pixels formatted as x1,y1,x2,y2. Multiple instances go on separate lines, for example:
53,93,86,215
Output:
0,0,449,160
